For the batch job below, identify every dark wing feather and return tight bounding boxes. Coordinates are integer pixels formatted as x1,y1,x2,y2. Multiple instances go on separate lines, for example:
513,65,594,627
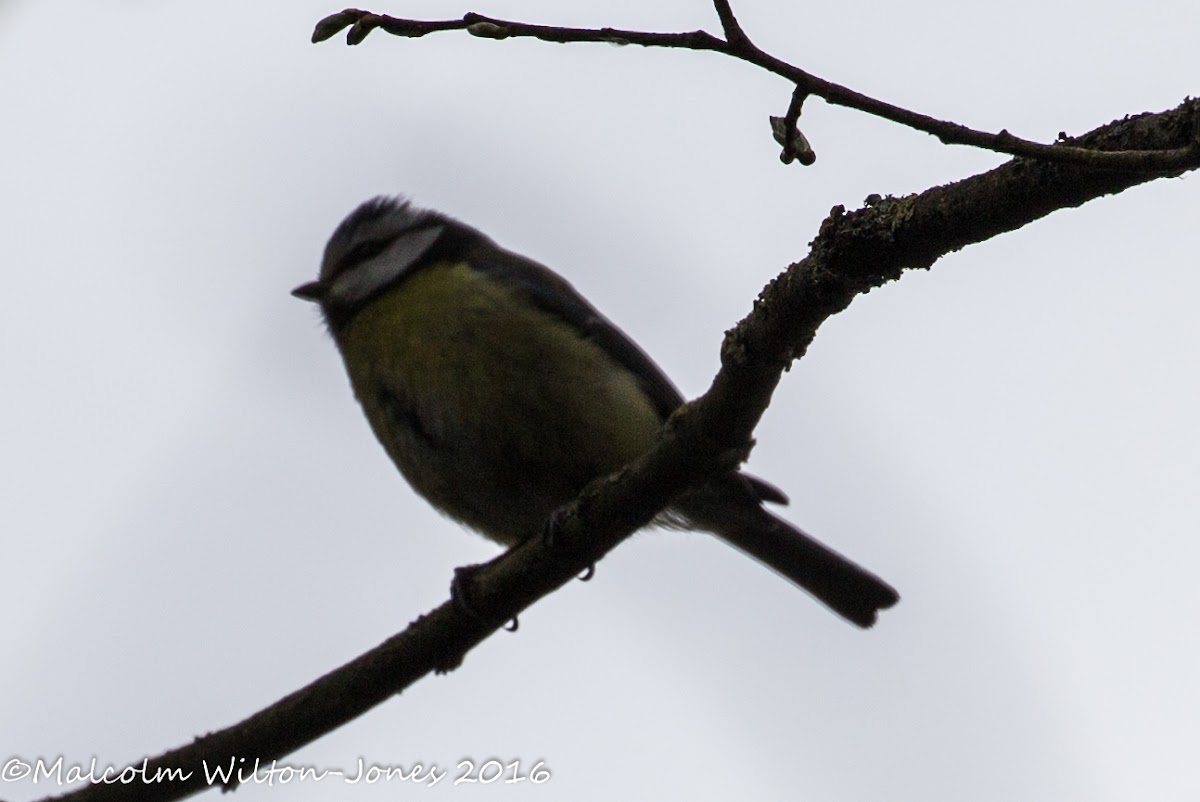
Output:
466,243,686,421
467,242,790,507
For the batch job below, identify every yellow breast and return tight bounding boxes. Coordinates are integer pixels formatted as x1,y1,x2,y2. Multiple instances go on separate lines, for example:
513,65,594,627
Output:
333,261,666,544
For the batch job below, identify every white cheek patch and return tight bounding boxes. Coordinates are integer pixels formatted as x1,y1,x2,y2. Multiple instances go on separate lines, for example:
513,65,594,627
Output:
329,225,445,306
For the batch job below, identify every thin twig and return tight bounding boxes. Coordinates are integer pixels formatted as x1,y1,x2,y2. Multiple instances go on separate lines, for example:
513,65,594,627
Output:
771,85,815,165
711,0,754,50
313,8,1200,171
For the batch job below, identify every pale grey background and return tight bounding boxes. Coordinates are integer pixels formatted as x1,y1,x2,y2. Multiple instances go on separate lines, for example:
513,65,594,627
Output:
2,1,1198,800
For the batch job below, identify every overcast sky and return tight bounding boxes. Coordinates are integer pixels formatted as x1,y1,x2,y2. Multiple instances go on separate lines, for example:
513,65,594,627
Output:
3,1,1198,800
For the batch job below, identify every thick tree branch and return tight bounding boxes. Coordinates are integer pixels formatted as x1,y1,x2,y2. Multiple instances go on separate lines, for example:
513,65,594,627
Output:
41,98,1199,802
312,7,1200,171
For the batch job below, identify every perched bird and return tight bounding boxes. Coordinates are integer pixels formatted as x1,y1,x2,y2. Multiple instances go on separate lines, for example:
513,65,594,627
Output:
293,197,899,627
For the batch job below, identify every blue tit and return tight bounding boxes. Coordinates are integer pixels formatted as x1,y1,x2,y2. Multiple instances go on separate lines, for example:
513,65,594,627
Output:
293,197,899,627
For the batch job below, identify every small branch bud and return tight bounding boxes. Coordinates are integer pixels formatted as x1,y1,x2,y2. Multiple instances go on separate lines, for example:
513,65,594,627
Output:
467,21,511,39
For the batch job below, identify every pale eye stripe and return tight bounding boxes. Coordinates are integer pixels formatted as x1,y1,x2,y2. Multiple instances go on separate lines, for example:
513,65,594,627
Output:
329,225,444,306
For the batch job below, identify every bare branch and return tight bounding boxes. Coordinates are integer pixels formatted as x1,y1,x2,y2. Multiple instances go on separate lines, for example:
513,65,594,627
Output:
312,7,1200,171
711,0,753,50
312,9,726,50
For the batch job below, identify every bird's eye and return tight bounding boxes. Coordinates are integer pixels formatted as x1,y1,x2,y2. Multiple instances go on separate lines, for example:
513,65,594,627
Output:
341,238,390,270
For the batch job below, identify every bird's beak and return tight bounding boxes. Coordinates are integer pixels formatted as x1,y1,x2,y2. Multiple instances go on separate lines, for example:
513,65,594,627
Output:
291,280,326,302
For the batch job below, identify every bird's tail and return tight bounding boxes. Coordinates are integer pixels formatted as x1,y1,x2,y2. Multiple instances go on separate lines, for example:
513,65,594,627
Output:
675,481,899,628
